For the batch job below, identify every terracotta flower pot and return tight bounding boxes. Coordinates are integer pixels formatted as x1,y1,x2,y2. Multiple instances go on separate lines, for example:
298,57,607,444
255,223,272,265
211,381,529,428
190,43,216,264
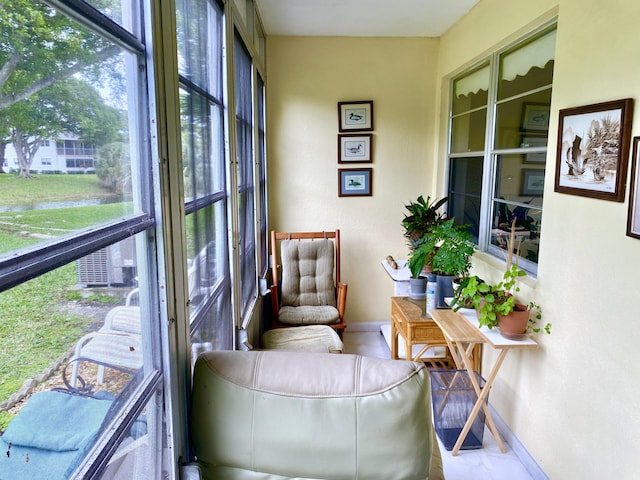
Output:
497,303,529,339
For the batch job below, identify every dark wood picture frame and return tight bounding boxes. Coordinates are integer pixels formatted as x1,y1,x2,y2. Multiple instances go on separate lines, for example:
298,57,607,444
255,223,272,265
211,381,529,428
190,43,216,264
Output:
554,98,634,202
338,101,373,132
338,168,372,197
627,136,640,239
338,134,372,163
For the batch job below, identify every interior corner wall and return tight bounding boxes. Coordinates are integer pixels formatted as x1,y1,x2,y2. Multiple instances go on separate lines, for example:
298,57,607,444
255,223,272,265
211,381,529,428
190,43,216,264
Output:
438,0,640,478
266,36,440,324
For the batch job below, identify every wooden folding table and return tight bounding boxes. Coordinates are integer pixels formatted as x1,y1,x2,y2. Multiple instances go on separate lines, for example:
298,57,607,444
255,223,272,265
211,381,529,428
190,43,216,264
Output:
428,308,538,456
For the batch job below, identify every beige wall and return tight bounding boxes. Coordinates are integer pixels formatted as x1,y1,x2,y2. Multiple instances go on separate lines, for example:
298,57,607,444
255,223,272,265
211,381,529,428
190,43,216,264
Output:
266,36,439,324
438,0,640,478
267,0,640,477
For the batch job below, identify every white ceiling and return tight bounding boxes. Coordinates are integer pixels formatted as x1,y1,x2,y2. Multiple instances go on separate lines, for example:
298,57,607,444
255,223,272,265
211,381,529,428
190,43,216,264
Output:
255,0,480,37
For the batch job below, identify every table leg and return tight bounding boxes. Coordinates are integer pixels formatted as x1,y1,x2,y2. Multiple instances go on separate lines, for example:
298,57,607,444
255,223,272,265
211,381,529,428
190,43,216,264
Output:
451,344,508,456
390,320,398,360
403,335,414,361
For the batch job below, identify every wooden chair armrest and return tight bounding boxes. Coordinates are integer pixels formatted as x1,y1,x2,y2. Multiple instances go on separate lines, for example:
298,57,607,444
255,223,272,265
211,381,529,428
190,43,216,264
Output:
270,284,280,319
336,282,348,320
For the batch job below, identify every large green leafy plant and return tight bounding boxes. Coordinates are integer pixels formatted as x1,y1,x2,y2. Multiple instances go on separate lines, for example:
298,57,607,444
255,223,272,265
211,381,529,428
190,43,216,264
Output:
401,195,447,251
408,218,474,278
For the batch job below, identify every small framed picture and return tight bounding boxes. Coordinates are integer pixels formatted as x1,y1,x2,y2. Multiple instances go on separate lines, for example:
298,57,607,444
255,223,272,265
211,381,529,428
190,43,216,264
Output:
627,136,640,239
521,103,550,132
338,134,372,163
338,168,372,197
520,169,545,196
338,100,373,132
554,98,634,202
523,152,546,164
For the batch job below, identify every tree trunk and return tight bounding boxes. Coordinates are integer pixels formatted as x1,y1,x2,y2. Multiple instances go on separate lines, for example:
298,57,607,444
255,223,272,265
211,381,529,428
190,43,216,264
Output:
13,129,40,178
0,142,6,172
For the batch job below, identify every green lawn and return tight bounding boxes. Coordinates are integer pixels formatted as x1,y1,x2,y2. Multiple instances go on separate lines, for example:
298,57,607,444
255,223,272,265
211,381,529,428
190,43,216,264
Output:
0,173,113,206
0,174,128,427
0,173,133,256
0,265,87,402
0,202,134,255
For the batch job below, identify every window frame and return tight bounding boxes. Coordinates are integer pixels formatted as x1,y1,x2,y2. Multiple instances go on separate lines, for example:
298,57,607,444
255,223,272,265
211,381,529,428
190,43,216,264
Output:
447,23,556,275
0,0,166,476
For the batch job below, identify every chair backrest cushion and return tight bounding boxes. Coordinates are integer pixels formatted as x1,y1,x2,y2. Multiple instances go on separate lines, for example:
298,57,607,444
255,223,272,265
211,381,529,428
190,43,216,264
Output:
280,239,336,307
191,351,435,479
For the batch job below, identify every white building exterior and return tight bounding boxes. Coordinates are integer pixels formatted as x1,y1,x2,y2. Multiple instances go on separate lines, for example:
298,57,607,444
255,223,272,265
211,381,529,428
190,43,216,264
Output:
1,135,97,174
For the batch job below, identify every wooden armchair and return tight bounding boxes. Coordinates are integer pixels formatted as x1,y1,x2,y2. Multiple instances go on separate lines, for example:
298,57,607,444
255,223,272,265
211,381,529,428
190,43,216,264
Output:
269,230,347,338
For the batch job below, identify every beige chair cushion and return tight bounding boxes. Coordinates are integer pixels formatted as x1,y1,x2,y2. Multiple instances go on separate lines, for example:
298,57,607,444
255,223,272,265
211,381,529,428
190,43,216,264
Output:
191,351,439,480
280,239,336,308
262,325,343,353
277,305,340,325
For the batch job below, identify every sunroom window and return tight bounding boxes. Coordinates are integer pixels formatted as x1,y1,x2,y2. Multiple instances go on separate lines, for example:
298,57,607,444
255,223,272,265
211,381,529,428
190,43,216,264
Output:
0,0,163,477
235,33,258,321
177,0,234,352
448,25,556,272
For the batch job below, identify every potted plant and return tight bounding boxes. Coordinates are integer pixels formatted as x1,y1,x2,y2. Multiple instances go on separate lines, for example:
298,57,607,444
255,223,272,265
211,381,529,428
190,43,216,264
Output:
407,245,433,299
411,218,475,306
401,195,447,252
451,275,484,309
403,195,448,299
453,264,551,338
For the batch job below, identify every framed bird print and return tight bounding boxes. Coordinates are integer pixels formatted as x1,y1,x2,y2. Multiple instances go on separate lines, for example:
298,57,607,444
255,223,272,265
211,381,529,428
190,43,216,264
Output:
338,134,372,163
338,168,372,197
338,101,373,132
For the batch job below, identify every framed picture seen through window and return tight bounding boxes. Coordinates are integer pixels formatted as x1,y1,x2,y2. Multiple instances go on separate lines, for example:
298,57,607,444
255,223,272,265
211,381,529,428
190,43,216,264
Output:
521,169,545,196
521,103,550,132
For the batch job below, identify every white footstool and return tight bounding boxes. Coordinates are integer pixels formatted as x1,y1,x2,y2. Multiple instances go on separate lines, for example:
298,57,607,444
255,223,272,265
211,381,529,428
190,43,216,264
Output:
262,325,343,353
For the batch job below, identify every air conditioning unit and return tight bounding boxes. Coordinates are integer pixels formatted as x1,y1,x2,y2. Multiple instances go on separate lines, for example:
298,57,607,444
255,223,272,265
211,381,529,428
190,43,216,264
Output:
77,237,136,286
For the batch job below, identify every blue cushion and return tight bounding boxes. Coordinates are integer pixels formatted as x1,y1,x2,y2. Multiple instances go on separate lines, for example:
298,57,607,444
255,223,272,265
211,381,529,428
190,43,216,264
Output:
2,391,112,452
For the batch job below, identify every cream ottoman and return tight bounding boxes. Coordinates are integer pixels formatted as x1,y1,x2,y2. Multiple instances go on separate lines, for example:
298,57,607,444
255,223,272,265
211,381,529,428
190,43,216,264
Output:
262,325,343,353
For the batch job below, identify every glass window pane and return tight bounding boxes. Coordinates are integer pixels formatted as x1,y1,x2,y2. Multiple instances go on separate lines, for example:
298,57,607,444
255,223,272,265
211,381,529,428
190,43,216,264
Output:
0,233,159,474
176,0,223,93
180,89,225,200
452,65,489,115
492,154,543,263
498,30,556,101
494,90,552,149
449,156,484,243
490,199,542,264
234,35,256,316
495,154,546,203
185,202,229,314
191,285,233,359
0,3,146,256
450,109,487,153
99,399,161,478
257,75,268,276
83,0,137,34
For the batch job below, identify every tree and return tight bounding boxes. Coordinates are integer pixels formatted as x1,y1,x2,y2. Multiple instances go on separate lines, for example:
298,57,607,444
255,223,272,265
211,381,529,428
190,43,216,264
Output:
96,142,131,194
0,0,122,175
1,78,124,177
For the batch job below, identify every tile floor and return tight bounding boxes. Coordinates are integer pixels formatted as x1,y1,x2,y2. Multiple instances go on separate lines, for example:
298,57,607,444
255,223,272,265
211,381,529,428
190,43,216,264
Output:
342,328,540,480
